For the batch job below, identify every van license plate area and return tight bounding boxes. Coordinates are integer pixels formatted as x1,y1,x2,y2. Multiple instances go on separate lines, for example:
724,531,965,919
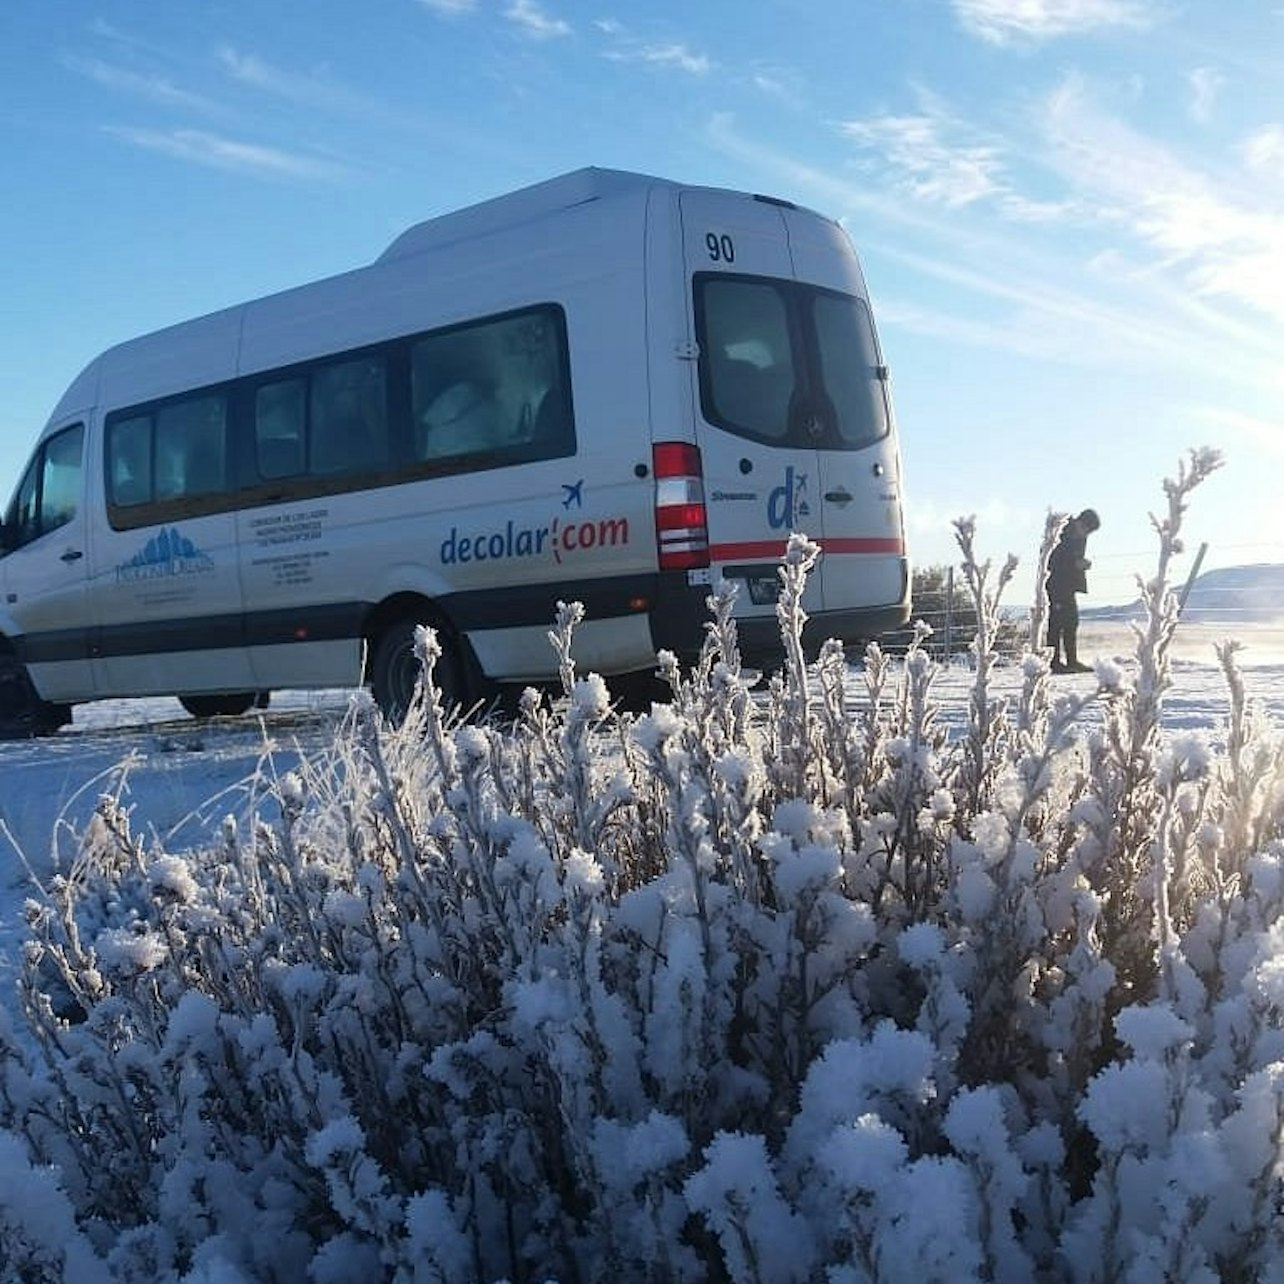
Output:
722,564,781,605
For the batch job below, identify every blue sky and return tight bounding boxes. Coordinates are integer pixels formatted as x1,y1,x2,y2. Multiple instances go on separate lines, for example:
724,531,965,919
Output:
2,0,1281,609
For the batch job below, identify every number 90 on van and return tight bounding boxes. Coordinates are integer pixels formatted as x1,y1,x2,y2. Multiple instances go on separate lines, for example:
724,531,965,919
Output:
0,167,910,736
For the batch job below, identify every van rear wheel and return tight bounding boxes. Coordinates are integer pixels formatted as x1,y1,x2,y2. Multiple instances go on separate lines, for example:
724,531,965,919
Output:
371,619,468,724
179,692,259,720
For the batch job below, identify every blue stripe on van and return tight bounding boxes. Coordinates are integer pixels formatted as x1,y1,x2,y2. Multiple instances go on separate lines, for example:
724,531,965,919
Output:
11,570,909,676
11,573,710,669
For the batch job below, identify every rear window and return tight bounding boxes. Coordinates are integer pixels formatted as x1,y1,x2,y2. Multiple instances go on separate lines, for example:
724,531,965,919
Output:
813,292,888,449
695,274,889,450
700,279,796,442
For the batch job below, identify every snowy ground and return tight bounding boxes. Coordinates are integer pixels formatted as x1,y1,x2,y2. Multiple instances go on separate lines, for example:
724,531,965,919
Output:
0,688,358,1010
1,621,1280,1019
0,688,356,880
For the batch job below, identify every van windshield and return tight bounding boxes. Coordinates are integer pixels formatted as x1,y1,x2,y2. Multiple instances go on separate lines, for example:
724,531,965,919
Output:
695,274,889,450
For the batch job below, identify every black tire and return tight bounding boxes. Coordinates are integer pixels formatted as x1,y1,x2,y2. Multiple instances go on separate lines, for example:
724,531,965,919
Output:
179,692,259,720
0,653,70,739
370,618,469,724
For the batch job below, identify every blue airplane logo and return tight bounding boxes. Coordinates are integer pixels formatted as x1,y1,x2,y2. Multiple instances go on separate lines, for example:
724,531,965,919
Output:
562,479,584,509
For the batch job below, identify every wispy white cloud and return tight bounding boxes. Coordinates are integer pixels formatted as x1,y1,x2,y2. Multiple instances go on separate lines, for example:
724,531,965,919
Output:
952,0,1158,45
217,46,299,93
835,87,1082,222
86,19,173,60
870,237,1207,369
505,1,571,40
1190,406,1284,460
998,192,1080,222
416,0,477,13
750,69,802,105
216,46,376,117
1042,75,1284,323
874,296,1078,360
833,73,1284,336
103,126,347,181
838,109,1004,208
636,43,711,74
1242,124,1284,174
1187,67,1223,123
61,53,220,115
593,19,711,73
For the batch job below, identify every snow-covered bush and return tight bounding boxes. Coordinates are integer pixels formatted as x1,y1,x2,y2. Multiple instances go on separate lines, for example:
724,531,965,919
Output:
3,447,1283,1282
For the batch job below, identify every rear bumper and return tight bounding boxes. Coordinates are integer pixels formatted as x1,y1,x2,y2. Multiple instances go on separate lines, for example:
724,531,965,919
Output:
447,567,910,678
648,572,911,668
728,602,913,668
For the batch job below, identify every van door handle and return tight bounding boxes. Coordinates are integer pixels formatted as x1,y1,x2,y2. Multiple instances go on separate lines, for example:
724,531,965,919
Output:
60,548,84,563
824,487,853,506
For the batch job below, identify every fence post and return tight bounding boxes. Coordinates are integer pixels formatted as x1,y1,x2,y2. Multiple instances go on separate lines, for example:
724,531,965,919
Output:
1176,542,1208,618
944,565,955,663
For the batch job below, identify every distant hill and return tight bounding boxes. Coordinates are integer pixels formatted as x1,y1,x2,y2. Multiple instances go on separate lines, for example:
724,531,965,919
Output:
1084,563,1284,624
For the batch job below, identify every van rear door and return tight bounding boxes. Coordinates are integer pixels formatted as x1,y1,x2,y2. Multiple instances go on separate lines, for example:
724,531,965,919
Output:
679,189,907,633
678,189,824,623
780,209,908,619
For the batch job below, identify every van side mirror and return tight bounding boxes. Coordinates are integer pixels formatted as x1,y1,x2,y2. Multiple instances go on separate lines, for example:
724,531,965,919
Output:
0,521,14,554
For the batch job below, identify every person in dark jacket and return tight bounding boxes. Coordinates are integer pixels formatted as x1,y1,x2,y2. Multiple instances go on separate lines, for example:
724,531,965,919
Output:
1046,508,1101,673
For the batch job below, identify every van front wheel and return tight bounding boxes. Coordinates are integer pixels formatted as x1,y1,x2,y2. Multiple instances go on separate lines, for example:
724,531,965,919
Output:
370,620,467,724
0,654,70,739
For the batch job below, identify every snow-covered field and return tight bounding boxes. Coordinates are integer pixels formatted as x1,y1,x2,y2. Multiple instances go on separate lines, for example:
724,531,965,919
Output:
0,688,354,877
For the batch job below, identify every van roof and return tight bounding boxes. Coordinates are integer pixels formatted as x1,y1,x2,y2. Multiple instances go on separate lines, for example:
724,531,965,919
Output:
375,166,663,264
43,167,821,432
43,168,670,429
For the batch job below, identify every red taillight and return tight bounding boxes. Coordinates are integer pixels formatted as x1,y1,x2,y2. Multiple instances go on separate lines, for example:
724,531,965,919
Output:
653,440,709,571
653,441,702,477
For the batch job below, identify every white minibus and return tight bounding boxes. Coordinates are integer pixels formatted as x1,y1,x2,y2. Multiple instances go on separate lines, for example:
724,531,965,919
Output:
0,167,909,735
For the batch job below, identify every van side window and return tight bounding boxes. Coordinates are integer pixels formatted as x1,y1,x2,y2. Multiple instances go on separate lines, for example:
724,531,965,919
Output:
411,308,573,463
42,426,85,531
3,424,84,550
255,379,306,479
107,393,228,510
103,302,573,528
310,358,388,476
156,395,227,499
108,416,152,507
8,462,38,547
